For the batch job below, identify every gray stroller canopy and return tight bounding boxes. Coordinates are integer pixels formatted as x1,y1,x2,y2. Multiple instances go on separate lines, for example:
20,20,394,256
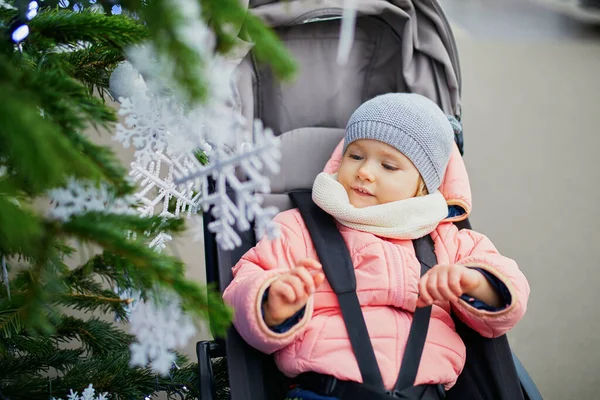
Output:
238,0,461,136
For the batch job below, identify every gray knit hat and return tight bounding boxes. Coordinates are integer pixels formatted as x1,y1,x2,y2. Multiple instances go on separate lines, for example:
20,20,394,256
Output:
344,93,455,194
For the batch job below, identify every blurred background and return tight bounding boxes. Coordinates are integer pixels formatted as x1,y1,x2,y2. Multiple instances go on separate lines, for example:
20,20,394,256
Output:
94,0,600,398
441,0,600,399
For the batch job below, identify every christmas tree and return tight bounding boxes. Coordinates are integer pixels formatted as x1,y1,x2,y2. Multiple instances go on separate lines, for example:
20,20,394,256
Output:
0,0,295,399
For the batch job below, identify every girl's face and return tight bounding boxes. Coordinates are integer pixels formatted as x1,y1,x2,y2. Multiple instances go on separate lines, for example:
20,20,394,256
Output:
337,139,422,208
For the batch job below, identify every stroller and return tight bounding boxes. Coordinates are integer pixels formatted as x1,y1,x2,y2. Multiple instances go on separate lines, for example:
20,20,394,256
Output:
196,1,542,399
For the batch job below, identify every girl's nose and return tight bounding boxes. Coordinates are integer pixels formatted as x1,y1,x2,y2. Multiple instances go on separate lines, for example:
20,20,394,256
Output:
357,163,375,181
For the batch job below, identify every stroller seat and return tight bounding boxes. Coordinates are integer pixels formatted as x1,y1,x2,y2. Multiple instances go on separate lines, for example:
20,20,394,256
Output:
197,1,541,399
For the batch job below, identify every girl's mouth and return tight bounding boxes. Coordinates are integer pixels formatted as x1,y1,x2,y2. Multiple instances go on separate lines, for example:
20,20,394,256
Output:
353,188,373,196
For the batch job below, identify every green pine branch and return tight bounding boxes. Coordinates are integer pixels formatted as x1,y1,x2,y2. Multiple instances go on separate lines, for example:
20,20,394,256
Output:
0,0,299,397
203,0,297,79
59,128,134,195
67,252,142,295
61,292,131,322
0,193,44,258
59,212,186,247
0,338,199,400
0,246,86,337
26,10,148,52
0,73,103,195
0,5,16,21
13,261,66,336
16,8,147,98
139,0,209,103
0,211,192,337
27,57,117,130
0,347,83,379
0,306,26,341
59,214,233,336
55,316,132,356
58,45,127,97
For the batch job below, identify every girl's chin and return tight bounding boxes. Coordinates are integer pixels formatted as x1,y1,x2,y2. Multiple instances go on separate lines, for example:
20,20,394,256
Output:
348,193,377,208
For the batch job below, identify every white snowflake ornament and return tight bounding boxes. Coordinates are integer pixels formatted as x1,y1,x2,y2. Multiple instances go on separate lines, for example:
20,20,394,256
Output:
148,232,173,252
129,151,199,220
111,0,283,255
48,178,137,221
174,119,281,250
114,91,183,168
128,293,196,376
52,384,109,400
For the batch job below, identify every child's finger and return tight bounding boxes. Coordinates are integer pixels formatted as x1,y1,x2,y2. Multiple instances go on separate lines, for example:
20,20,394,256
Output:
279,275,306,302
271,280,297,303
426,271,443,302
292,267,316,294
418,273,433,306
448,267,463,297
436,269,459,302
297,258,323,271
313,272,326,288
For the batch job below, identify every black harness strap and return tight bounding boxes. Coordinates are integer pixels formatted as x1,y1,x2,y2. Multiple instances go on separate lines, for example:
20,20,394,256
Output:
394,236,435,393
290,191,434,396
290,191,385,391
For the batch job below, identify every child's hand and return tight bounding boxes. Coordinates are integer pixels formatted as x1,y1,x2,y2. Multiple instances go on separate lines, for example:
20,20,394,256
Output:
416,264,484,308
263,259,326,327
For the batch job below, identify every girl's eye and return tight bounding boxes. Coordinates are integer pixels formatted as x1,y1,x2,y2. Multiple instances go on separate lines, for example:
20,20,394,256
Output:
382,164,398,171
348,154,363,160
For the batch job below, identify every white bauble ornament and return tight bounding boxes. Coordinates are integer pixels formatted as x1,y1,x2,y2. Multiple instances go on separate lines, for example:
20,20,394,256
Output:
109,61,147,100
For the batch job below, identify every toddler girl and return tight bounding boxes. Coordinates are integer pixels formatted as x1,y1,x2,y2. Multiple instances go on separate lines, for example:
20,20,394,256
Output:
223,93,530,400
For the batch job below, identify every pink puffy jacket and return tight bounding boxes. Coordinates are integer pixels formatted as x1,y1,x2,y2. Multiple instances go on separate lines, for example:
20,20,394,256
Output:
223,141,530,390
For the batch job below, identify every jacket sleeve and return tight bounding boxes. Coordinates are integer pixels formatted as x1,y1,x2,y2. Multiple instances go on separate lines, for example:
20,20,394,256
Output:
449,228,530,338
222,211,314,355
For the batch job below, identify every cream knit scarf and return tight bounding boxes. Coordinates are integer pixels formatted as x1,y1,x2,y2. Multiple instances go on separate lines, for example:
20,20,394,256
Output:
312,173,448,239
